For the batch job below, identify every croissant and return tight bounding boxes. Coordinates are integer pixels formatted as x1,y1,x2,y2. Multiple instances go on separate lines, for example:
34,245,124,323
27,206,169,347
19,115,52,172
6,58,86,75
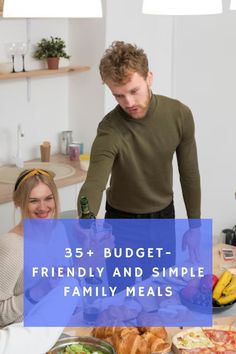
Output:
92,326,138,339
141,332,164,349
140,326,167,339
108,332,149,354
151,341,171,353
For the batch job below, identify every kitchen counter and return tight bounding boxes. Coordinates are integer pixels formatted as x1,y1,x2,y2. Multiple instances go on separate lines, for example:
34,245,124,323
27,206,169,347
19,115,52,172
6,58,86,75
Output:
0,154,87,204
213,242,236,277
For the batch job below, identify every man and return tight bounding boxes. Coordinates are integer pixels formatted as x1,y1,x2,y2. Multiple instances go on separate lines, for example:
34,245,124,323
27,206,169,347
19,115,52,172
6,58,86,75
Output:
78,41,201,262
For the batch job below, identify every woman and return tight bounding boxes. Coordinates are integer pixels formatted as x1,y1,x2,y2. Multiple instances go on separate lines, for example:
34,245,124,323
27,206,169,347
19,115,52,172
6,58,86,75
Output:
0,277,78,354
0,168,59,326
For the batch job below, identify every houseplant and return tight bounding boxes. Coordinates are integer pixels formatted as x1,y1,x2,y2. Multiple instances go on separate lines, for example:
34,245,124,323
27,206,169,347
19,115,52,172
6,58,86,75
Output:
33,36,70,70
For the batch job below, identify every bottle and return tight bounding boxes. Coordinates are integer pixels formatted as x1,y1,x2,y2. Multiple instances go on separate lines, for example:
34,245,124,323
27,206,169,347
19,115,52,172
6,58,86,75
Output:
16,123,24,168
60,130,73,155
79,196,95,229
80,196,96,219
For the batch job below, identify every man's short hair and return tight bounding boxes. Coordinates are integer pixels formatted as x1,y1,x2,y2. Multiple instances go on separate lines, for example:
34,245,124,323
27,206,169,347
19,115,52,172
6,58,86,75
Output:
99,41,149,84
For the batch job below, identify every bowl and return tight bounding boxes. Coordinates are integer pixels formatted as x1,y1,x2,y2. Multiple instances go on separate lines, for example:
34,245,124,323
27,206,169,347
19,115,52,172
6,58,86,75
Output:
212,299,236,313
79,154,90,171
180,288,236,314
0,62,12,74
47,336,116,354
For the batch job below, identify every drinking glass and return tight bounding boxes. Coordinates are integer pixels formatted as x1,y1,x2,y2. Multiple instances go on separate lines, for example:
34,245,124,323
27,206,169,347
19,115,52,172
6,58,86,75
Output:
82,277,103,325
5,42,17,73
90,220,113,242
17,42,28,72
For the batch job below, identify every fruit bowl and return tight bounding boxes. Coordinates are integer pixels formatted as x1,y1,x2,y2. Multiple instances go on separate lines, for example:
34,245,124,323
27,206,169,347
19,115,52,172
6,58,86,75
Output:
212,299,236,313
180,288,236,314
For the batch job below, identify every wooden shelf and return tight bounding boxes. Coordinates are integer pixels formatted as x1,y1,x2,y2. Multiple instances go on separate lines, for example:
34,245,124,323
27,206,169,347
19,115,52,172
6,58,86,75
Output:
0,65,90,81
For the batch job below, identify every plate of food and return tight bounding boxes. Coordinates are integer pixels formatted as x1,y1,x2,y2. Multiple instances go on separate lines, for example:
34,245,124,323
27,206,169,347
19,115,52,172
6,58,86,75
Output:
172,325,236,353
47,336,115,354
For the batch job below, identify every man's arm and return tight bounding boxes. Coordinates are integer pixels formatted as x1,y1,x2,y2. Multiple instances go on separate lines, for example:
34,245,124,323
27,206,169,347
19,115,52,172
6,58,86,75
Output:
78,121,118,216
176,104,201,225
176,104,201,263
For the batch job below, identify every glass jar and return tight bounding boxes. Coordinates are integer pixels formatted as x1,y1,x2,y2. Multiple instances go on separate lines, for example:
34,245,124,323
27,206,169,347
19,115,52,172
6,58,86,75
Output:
68,143,80,161
60,130,73,155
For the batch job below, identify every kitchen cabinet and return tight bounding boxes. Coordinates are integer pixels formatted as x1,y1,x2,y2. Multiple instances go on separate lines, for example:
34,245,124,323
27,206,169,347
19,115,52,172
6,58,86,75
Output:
0,65,90,81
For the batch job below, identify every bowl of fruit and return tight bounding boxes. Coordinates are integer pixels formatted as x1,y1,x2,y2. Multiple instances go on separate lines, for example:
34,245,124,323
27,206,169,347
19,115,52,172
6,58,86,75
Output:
180,271,236,313
212,270,236,313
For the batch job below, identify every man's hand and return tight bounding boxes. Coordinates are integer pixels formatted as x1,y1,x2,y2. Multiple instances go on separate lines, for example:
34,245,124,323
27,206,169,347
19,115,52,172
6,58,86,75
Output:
182,227,201,264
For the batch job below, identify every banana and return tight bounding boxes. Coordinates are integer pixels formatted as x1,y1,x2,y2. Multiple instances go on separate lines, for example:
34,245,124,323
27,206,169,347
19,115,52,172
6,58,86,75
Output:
222,275,236,296
212,270,232,300
217,292,236,305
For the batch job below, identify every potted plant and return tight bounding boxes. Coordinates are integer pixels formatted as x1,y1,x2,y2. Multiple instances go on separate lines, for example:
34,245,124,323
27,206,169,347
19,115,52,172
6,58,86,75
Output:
33,36,70,70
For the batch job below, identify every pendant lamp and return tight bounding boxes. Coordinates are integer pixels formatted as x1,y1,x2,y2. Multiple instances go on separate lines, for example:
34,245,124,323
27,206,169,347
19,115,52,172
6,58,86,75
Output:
230,0,236,10
3,0,102,18
142,0,222,15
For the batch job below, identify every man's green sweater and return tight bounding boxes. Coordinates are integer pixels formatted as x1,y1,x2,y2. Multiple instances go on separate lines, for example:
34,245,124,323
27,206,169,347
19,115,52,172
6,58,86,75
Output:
78,94,201,218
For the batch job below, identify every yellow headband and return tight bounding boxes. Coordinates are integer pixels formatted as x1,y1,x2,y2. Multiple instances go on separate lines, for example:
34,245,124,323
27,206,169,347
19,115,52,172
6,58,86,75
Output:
14,169,51,191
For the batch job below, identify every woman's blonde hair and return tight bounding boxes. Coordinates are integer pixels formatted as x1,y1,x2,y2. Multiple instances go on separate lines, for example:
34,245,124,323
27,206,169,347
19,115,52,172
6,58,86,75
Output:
13,169,60,218
99,41,149,84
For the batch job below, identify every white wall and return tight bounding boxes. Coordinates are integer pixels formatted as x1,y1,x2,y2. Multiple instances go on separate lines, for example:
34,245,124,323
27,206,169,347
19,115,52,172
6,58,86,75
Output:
0,18,70,165
172,12,236,234
68,15,105,152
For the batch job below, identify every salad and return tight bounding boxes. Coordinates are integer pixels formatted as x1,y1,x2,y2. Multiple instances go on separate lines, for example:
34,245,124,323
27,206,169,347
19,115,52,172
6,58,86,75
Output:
61,343,104,354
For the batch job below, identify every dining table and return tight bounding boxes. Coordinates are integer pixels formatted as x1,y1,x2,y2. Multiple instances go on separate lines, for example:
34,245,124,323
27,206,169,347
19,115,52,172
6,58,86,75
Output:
62,243,236,352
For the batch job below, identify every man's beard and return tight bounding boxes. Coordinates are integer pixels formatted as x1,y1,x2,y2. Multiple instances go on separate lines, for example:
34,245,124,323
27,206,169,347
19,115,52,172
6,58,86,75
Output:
125,87,152,119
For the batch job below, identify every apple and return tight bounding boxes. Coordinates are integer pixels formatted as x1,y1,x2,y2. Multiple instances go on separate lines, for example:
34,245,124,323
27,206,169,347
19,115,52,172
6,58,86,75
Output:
212,274,219,289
